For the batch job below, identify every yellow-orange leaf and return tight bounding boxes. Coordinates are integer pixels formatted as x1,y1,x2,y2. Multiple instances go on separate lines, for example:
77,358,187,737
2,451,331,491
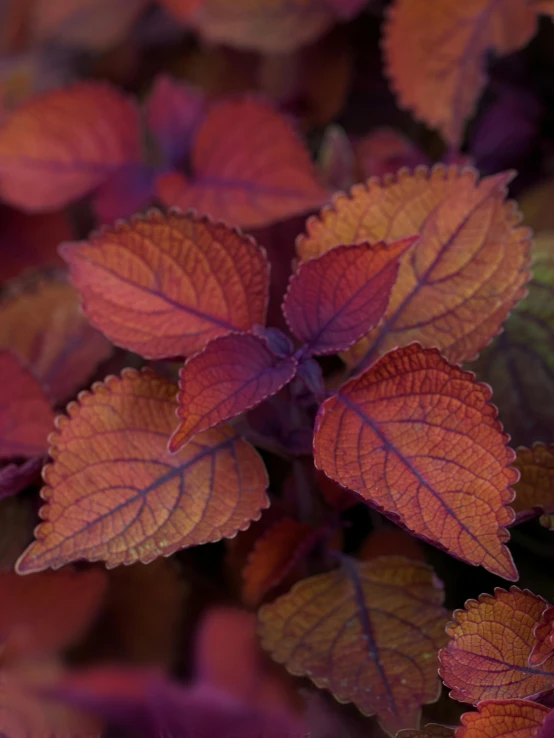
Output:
297,167,531,366
259,555,448,735
457,700,549,738
16,369,269,573
383,0,537,147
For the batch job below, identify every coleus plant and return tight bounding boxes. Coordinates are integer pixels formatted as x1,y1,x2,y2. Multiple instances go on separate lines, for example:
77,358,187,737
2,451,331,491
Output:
4,159,554,738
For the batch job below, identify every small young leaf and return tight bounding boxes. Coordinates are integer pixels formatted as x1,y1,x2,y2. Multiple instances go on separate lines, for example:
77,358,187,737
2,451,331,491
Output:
458,700,550,738
297,166,531,366
383,0,537,147
16,369,269,573
0,457,43,501
156,97,328,228
169,332,297,453
0,568,107,657
145,75,205,166
0,82,142,211
283,238,416,355
259,555,448,735
512,444,554,525
0,273,112,404
529,606,554,667
242,517,318,606
314,344,518,580
0,351,54,461
62,210,269,359
439,587,554,704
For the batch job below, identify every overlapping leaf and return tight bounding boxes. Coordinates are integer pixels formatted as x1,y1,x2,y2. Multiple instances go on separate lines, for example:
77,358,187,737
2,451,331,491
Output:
297,167,531,366
259,555,448,734
0,273,112,404
282,238,416,355
0,351,54,461
529,606,554,667
0,568,107,656
471,232,554,447
62,210,269,359
439,587,554,703
156,98,328,228
512,445,554,525
169,332,297,453
242,517,317,606
458,700,550,738
383,0,537,147
16,369,269,573
0,82,142,210
314,343,518,579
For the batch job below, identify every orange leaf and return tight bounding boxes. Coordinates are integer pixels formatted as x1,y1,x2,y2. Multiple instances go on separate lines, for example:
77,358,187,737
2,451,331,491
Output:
383,0,537,147
16,369,269,573
169,332,297,453
297,166,531,366
259,555,448,735
457,700,549,738
512,444,554,525
242,517,318,606
314,344,518,580
0,82,141,211
0,351,54,461
0,272,112,404
0,568,107,657
529,605,554,668
156,98,328,229
62,210,269,359
439,587,554,704
160,0,335,53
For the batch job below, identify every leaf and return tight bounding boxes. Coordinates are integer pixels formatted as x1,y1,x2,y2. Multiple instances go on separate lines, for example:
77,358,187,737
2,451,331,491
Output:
0,568,107,657
259,555,448,735
0,457,42,501
145,75,205,166
62,210,269,360
160,0,336,53
156,97,328,229
169,332,297,453
314,343,518,579
529,606,554,668
383,0,537,147
457,700,550,738
15,369,269,573
512,444,554,525
470,232,554,448
0,351,54,461
297,166,531,366
439,587,554,704
397,725,454,738
242,517,318,606
0,272,112,404
283,238,416,356
354,128,428,181
0,82,142,211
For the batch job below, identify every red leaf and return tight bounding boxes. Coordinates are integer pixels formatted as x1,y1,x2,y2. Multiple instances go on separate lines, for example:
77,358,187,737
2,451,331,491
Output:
282,238,416,355
156,97,328,228
0,568,107,657
383,0,537,147
439,587,554,703
242,517,319,606
0,457,43,500
0,82,142,211
529,606,554,667
259,555,448,734
145,75,205,166
169,332,297,453
457,700,550,738
62,210,269,359
0,272,112,404
16,369,269,572
313,344,518,580
0,351,54,461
